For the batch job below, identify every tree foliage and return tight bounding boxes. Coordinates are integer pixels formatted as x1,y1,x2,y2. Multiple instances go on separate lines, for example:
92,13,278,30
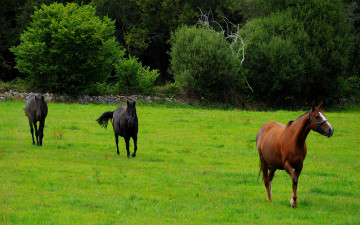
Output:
170,25,239,102
241,0,354,106
113,56,159,95
10,2,123,95
0,0,91,81
90,0,251,81
2,0,360,107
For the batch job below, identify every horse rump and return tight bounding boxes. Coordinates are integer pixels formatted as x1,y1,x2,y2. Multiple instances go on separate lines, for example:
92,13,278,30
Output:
96,111,114,129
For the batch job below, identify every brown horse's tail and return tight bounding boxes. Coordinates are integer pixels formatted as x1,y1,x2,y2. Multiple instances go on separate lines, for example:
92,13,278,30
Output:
256,128,264,182
257,153,263,182
96,111,114,129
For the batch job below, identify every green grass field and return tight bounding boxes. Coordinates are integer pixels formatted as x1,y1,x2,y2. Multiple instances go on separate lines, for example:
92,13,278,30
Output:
0,101,359,224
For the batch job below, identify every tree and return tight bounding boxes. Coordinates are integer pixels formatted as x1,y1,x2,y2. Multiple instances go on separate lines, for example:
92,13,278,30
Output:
170,25,239,102
113,56,159,95
10,2,123,95
91,0,251,82
89,0,140,48
1,0,91,81
289,0,353,103
241,0,353,107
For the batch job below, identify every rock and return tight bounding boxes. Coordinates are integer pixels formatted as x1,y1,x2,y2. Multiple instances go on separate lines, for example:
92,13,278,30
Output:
165,97,173,103
146,96,153,104
0,91,160,105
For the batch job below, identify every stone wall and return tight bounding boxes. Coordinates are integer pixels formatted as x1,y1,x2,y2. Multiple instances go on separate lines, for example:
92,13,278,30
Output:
0,90,164,105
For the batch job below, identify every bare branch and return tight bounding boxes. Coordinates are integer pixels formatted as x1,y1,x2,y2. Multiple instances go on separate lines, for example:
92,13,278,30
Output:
197,9,253,92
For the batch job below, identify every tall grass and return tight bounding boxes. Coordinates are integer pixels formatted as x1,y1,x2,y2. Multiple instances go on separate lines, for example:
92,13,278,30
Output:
0,101,359,224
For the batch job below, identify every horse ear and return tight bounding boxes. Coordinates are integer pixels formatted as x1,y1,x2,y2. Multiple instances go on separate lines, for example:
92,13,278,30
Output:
41,95,44,101
318,102,323,109
133,101,136,106
311,101,316,111
127,100,130,106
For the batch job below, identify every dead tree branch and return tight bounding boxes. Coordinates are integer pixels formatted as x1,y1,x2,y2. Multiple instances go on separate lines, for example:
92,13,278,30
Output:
197,9,253,92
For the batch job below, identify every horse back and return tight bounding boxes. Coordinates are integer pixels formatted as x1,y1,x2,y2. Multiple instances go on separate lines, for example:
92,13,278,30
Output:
113,106,126,119
257,122,284,142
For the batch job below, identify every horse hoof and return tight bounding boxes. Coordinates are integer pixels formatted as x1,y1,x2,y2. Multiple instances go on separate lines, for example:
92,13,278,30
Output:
131,154,136,157
290,201,297,208
290,198,297,208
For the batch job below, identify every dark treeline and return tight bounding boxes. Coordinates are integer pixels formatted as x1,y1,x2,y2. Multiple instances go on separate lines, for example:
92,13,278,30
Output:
1,0,359,108
1,0,266,81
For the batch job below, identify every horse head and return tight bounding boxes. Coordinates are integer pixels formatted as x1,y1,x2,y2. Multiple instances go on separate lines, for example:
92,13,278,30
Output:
126,100,137,128
309,102,334,137
35,94,45,120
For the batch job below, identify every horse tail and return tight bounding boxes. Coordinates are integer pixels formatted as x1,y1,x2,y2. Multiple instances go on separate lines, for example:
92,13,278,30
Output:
256,128,264,182
257,153,263,182
96,111,114,129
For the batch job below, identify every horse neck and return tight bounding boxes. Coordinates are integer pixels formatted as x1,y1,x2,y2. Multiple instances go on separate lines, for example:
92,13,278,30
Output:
289,112,311,145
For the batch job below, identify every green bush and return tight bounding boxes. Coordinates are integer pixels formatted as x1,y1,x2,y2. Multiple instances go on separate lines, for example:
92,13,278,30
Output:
0,78,29,93
113,56,159,95
344,75,360,99
155,82,182,97
241,0,353,107
169,25,240,102
10,2,123,95
241,11,308,106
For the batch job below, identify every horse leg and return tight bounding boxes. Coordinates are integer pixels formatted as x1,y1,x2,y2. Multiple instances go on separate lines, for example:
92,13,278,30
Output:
269,168,277,198
291,168,302,208
125,137,130,158
34,122,39,146
29,122,35,145
38,120,45,146
131,135,137,157
115,134,120,155
284,162,302,208
261,159,271,202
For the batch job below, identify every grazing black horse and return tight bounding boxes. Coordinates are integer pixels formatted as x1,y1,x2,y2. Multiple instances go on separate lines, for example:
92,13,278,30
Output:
97,100,138,158
24,93,48,146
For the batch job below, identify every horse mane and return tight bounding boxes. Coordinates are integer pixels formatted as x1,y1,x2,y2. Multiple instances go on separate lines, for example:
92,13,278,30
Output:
287,111,309,126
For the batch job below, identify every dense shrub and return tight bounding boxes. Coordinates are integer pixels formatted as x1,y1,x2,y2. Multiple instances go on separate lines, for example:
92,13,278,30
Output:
344,75,360,100
0,77,30,92
113,56,159,95
10,3,123,95
241,11,308,106
169,25,240,102
241,0,353,107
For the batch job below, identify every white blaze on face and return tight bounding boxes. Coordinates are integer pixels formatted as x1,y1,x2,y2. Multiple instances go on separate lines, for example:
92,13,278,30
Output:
319,112,333,130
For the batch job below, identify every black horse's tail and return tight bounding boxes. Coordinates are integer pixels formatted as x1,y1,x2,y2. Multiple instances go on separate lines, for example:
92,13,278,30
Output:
96,111,114,129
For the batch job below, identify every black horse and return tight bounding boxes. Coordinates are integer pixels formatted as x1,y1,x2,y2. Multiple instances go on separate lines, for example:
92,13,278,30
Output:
24,93,48,146
97,100,138,158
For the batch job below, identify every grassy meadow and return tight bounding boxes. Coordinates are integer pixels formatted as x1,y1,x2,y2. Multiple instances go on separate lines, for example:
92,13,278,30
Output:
0,101,359,224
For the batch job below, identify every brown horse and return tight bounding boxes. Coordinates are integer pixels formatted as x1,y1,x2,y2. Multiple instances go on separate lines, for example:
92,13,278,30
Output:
256,102,334,208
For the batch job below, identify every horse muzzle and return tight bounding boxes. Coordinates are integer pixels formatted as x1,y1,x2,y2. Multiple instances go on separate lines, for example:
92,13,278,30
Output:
127,120,134,128
324,127,334,138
